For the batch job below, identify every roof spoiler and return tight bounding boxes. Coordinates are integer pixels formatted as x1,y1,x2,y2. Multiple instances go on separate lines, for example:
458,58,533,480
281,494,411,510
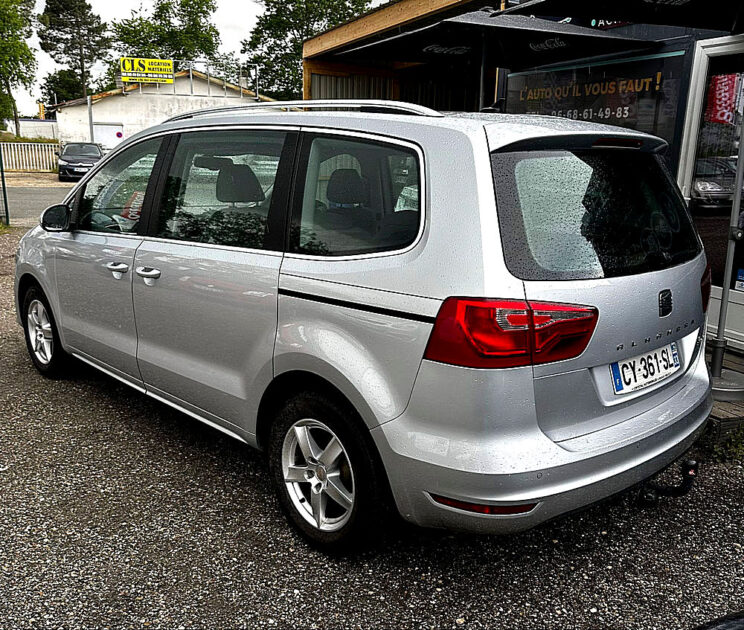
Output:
492,133,667,154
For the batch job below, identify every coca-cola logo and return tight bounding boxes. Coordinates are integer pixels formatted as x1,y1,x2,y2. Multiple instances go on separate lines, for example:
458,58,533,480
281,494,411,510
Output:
422,44,471,56
529,37,568,52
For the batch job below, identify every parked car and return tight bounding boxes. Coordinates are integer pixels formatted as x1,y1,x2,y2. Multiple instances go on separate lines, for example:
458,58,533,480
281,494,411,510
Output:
15,101,713,550
56,142,103,181
690,156,741,212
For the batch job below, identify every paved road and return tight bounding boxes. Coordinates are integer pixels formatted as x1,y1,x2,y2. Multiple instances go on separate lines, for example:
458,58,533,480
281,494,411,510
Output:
1,226,744,629
4,185,73,224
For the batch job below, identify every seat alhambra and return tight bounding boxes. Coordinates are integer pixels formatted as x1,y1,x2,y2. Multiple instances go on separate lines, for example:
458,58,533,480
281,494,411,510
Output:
15,100,712,549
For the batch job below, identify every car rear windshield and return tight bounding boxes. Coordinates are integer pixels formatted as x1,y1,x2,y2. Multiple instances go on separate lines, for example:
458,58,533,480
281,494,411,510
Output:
491,149,702,281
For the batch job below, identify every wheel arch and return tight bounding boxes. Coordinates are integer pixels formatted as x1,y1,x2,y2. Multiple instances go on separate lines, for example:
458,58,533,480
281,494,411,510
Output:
255,369,396,513
256,370,376,451
17,272,42,306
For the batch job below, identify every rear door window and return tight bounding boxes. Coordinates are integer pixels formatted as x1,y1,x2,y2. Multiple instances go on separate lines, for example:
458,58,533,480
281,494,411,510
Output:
491,149,701,280
155,129,288,250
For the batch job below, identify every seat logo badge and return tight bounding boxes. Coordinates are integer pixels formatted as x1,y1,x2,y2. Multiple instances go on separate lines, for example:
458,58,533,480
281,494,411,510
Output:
659,289,673,318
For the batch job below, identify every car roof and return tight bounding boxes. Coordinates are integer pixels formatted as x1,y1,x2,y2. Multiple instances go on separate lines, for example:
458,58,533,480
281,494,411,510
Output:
123,102,665,154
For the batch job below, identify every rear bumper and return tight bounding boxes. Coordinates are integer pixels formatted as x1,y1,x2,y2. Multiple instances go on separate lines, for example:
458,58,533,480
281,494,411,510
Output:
371,349,712,534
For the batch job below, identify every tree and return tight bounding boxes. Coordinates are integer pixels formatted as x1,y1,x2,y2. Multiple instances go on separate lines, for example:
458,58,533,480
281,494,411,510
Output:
0,0,36,136
112,0,222,62
242,0,371,100
41,69,84,106
38,0,110,100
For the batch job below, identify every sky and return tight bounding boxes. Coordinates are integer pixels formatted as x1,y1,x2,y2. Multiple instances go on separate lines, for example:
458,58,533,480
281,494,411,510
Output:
17,0,264,115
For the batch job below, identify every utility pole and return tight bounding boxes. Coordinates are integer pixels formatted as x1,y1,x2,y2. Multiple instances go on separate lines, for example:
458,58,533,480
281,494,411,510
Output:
87,95,94,142
0,145,9,226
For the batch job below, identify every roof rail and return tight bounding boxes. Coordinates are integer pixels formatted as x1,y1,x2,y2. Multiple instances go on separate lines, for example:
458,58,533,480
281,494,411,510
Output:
163,99,444,123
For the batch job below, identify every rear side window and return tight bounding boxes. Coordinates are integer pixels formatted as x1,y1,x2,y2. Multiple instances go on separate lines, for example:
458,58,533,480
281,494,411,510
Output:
291,135,421,256
491,150,701,280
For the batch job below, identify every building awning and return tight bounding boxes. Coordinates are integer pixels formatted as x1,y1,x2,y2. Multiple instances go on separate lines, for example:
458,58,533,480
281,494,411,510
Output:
335,12,657,71
499,0,743,34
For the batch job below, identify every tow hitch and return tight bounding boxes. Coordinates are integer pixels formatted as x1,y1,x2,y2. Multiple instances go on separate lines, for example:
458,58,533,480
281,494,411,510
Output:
637,459,699,507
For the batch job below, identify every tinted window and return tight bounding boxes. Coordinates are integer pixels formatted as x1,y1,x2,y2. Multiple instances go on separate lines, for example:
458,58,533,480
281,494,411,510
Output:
492,150,701,280
78,138,161,233
156,130,286,250
292,136,421,256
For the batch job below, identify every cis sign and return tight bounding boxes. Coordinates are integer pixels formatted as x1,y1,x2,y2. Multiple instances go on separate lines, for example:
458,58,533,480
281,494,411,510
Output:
119,57,174,84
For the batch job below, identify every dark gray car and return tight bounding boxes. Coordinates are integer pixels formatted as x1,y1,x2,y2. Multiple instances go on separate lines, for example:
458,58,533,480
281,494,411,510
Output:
57,142,103,181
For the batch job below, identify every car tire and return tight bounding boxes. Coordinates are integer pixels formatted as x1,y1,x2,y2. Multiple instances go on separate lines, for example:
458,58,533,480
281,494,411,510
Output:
22,285,68,377
268,391,390,551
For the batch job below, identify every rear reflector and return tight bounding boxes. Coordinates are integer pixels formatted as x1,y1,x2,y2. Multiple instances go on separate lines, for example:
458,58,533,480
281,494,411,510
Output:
431,493,537,515
701,263,712,313
424,298,598,369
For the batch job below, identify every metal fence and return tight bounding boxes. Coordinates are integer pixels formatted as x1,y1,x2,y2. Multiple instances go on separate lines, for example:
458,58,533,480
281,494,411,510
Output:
0,142,58,172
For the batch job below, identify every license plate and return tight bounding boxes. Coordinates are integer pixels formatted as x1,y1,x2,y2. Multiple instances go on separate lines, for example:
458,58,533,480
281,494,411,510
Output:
74,167,89,172
610,342,680,395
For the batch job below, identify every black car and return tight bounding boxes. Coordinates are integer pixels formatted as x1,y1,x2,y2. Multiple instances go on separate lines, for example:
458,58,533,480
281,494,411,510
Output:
57,142,103,181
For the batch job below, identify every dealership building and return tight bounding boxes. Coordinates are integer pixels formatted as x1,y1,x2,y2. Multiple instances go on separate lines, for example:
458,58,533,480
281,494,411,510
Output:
303,0,744,346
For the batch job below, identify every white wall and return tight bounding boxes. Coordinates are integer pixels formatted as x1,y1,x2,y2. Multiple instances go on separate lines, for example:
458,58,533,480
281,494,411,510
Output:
3,119,59,139
56,75,257,148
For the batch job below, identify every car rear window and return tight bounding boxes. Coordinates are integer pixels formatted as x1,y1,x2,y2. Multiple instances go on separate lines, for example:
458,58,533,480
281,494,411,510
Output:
491,149,702,281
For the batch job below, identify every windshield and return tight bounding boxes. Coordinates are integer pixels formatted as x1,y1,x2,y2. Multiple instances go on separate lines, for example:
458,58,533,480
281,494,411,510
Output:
491,149,702,281
62,143,101,157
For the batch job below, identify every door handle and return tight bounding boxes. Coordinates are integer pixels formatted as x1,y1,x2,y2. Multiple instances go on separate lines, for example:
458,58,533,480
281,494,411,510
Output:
135,266,161,286
106,261,129,279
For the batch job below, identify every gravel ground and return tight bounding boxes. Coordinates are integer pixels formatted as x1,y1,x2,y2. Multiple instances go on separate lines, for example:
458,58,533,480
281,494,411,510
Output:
1,226,744,629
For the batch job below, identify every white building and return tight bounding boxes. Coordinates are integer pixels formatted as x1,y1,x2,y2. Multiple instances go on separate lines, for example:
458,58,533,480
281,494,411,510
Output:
2,118,59,140
54,70,272,150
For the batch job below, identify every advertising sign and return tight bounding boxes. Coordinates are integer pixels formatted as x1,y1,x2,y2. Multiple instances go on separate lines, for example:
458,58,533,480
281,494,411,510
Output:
119,57,174,84
705,74,740,125
506,51,687,144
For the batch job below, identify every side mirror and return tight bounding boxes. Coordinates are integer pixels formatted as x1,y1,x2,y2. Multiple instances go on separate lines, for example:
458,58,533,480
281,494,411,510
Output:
40,204,71,232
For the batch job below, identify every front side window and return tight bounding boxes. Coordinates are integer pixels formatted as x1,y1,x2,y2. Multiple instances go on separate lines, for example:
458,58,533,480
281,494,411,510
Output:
292,136,421,256
77,138,161,233
156,130,286,250
492,149,701,280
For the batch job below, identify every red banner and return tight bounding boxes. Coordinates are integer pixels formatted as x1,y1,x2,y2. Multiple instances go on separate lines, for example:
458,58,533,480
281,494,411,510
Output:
705,74,739,125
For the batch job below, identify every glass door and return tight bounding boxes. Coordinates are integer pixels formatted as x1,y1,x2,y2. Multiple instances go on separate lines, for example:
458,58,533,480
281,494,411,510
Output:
689,54,744,293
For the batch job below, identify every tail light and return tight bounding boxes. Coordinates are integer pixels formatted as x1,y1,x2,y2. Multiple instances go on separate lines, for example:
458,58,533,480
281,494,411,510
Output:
701,264,712,313
424,298,598,369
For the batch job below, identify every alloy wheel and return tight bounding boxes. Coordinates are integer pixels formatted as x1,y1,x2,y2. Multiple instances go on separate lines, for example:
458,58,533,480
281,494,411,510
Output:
26,299,54,365
281,418,355,532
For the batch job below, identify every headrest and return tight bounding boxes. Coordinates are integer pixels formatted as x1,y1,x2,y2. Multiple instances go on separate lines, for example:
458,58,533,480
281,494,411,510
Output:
326,169,365,205
216,164,265,203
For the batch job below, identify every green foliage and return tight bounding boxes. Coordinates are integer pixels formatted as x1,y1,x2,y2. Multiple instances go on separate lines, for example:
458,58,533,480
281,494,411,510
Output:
0,92,14,122
242,0,371,100
112,0,222,62
0,130,58,143
41,69,86,105
38,0,110,99
0,0,36,135
0,0,36,91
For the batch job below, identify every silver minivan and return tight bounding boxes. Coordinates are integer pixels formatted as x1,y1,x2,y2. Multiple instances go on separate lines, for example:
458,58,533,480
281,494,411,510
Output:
14,101,713,549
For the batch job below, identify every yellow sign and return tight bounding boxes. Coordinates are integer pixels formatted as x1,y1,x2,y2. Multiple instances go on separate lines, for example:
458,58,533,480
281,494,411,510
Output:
120,57,174,84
